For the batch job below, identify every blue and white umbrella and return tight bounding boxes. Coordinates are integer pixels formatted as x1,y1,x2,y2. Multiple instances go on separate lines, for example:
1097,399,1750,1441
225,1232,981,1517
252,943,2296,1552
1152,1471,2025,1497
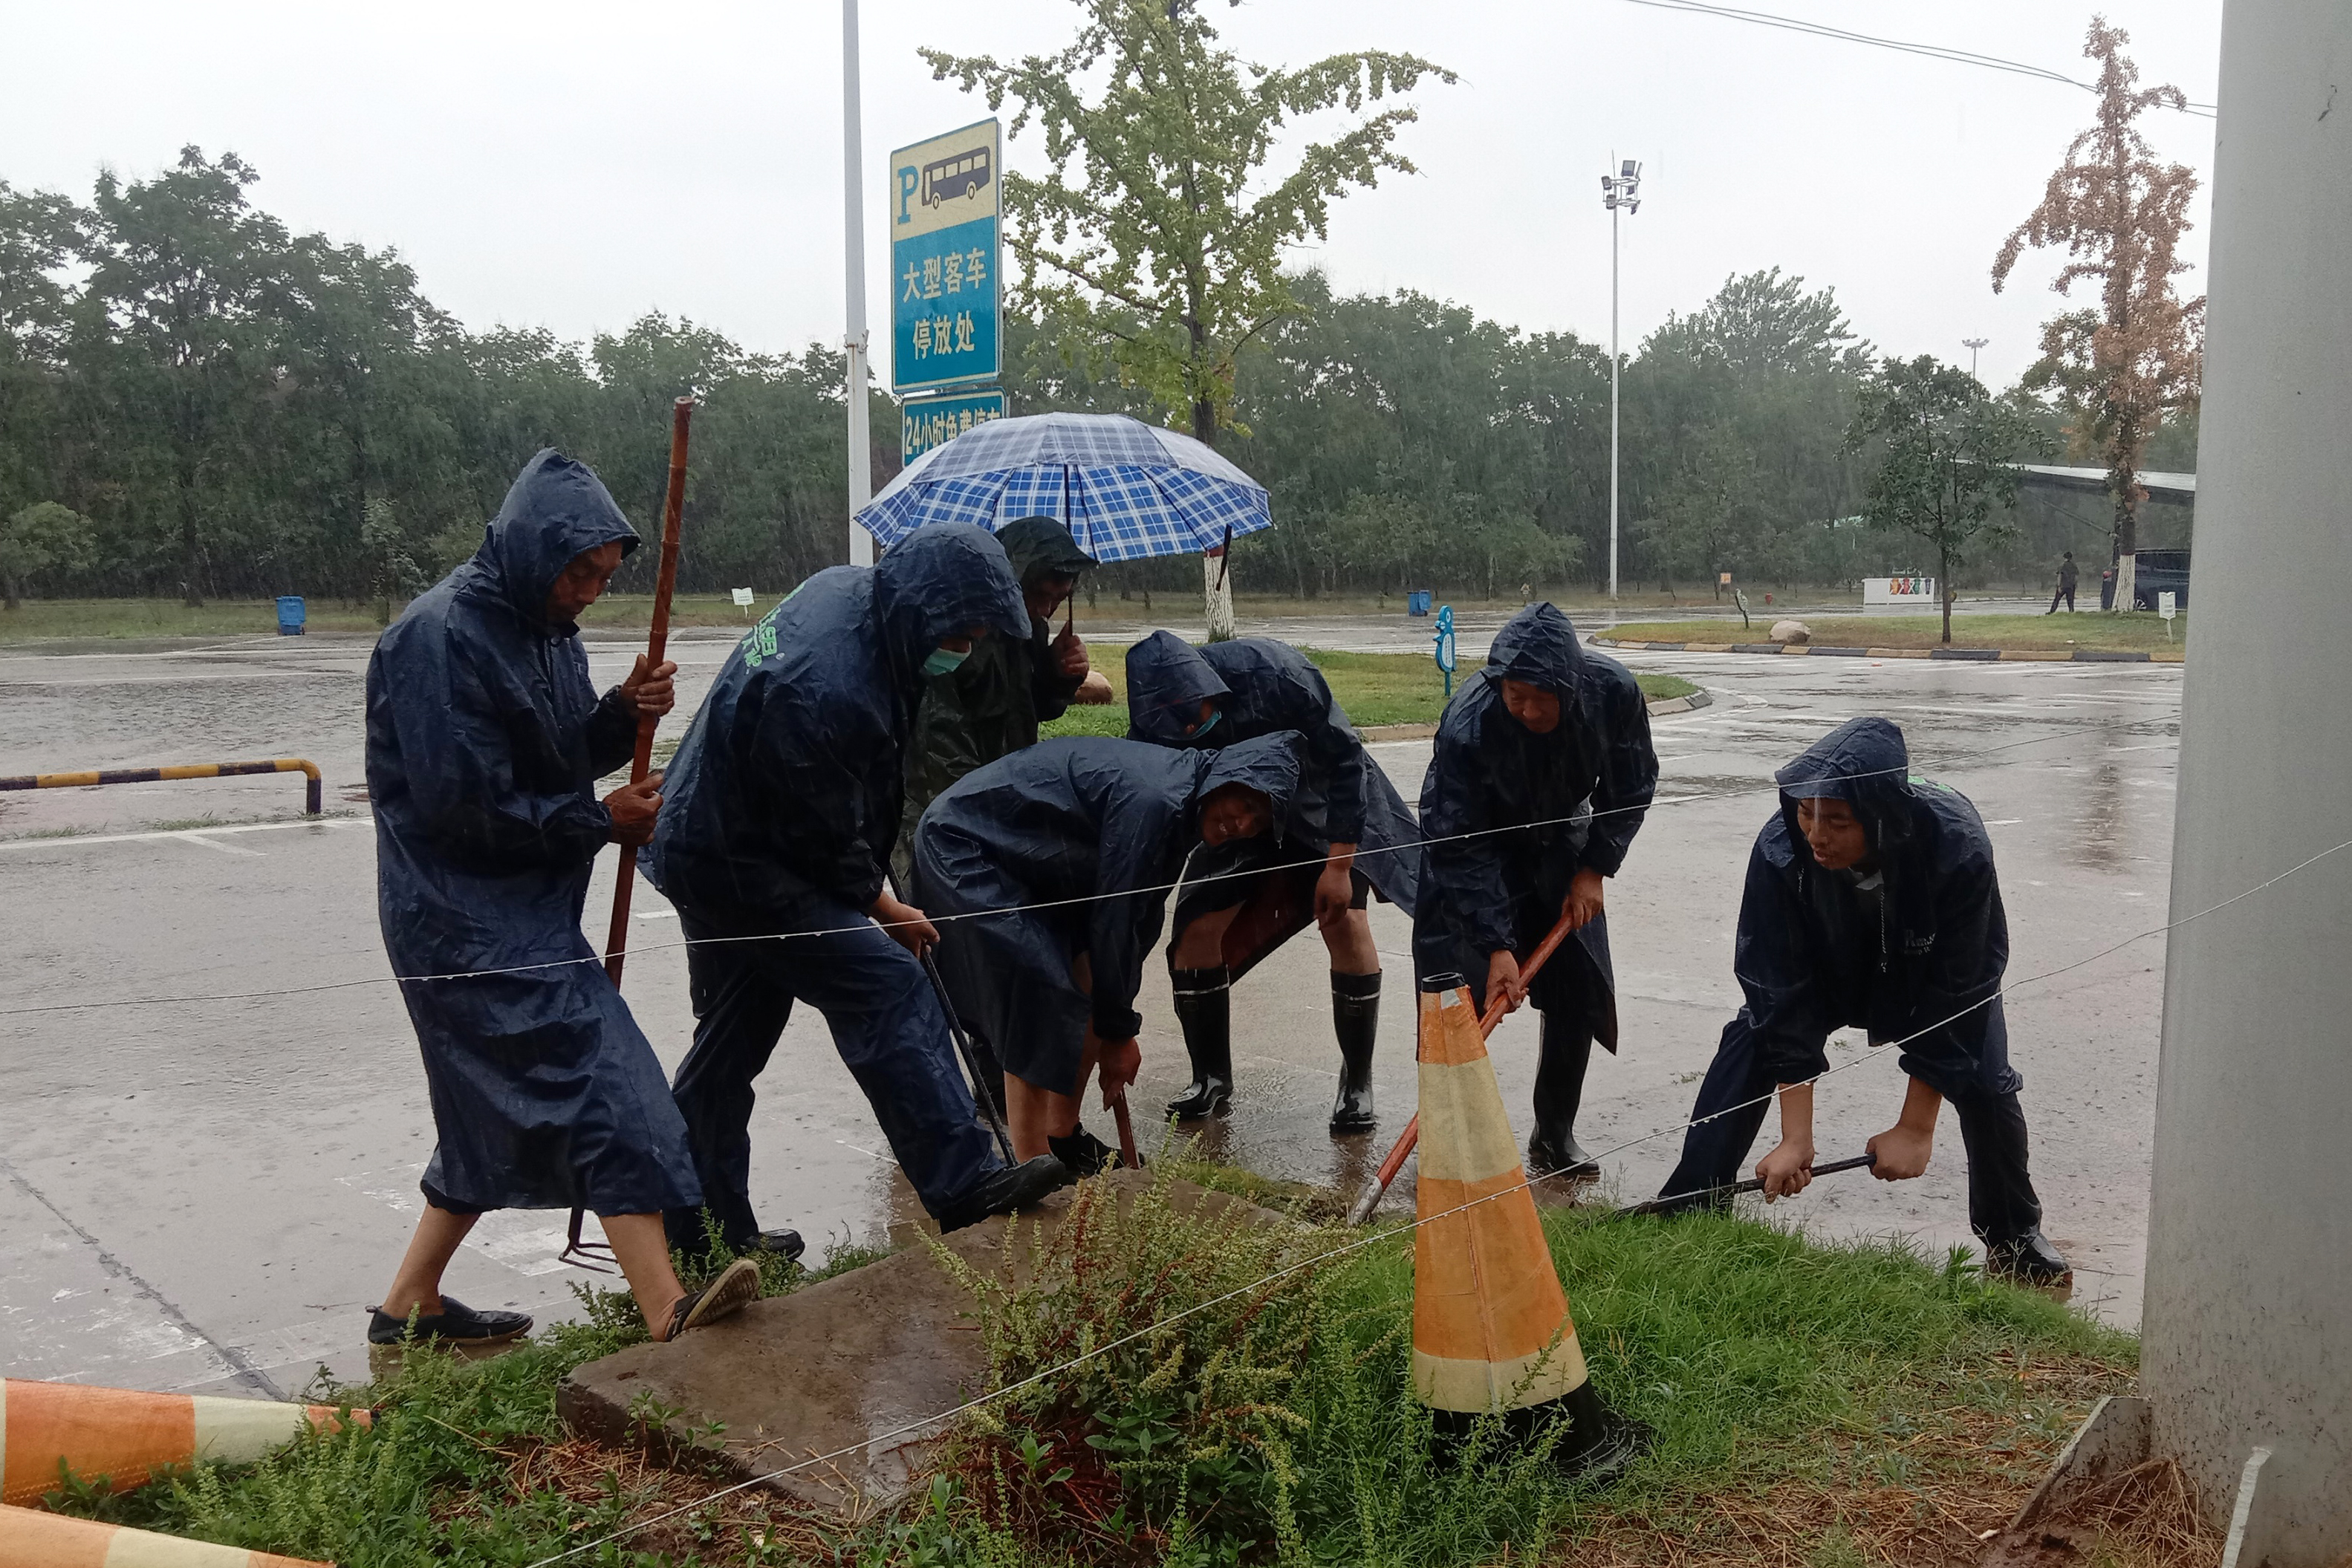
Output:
855,411,1270,564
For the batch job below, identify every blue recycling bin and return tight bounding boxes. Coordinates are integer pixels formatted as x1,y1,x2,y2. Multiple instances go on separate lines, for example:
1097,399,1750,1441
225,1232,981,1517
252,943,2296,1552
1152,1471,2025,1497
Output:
1406,590,1432,617
276,595,306,636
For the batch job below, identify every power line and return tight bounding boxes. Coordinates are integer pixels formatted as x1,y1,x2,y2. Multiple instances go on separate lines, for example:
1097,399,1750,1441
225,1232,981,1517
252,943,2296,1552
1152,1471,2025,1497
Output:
1614,0,2219,119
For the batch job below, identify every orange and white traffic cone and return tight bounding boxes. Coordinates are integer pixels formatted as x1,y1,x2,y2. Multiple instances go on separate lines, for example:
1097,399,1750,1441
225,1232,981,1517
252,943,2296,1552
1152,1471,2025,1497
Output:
1,1380,367,1508
0,1503,328,1567
1410,975,1640,1475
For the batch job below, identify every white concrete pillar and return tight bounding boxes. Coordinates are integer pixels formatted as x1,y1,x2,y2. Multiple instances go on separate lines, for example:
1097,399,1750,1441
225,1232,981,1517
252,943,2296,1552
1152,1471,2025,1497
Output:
2140,1,2352,1556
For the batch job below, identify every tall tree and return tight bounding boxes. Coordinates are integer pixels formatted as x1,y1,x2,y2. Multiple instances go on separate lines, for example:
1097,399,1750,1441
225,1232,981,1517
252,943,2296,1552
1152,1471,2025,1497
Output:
0,181,87,530
1846,357,2055,644
923,0,1450,636
1992,16,2203,614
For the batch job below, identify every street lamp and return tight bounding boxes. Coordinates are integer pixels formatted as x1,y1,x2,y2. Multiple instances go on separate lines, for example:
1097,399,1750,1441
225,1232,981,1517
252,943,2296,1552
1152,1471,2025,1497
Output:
1963,336,1988,380
1601,158,1641,601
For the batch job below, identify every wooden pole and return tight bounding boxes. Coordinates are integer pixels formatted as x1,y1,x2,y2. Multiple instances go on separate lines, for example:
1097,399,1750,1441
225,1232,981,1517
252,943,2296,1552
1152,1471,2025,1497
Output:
603,396,695,987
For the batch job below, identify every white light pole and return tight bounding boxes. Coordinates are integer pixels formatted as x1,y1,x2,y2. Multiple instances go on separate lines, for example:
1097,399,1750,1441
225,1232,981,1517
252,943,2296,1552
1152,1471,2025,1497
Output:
1600,158,1641,602
841,0,874,567
1962,336,1988,379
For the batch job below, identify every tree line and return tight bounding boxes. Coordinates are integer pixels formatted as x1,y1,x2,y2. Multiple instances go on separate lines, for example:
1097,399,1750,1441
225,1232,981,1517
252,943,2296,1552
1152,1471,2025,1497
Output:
1,149,2185,614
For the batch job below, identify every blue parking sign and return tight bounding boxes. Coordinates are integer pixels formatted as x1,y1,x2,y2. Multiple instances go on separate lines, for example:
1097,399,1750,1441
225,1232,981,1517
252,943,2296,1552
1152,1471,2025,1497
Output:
901,388,1007,465
890,120,1001,394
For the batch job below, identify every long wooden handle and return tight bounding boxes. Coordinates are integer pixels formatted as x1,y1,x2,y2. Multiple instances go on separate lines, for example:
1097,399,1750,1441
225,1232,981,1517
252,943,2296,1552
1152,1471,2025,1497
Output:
1345,908,1581,1224
603,396,695,988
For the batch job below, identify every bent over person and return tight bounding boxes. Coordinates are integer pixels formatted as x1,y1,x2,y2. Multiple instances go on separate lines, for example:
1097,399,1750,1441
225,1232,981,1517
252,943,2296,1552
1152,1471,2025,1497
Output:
915,734,1302,1170
1412,603,1658,1178
644,524,1072,1250
367,449,757,1348
1653,718,2070,1284
1123,632,1420,1132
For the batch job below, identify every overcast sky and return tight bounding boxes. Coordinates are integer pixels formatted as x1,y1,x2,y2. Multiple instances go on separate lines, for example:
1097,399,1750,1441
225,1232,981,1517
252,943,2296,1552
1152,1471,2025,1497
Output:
6,1,2222,391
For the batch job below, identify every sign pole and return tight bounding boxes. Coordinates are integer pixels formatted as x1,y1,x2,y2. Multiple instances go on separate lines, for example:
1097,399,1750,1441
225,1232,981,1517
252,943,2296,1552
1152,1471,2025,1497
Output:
841,0,874,566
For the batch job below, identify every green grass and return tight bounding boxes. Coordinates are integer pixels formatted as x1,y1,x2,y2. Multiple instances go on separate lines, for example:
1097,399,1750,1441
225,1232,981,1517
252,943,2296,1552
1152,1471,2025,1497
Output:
1043,649,1696,739
1604,612,2186,655
33,1173,2153,1567
0,598,397,642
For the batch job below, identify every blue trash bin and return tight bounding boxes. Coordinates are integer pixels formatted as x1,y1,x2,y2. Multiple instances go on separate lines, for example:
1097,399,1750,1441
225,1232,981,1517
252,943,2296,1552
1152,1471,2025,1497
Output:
1406,590,1432,617
276,596,306,636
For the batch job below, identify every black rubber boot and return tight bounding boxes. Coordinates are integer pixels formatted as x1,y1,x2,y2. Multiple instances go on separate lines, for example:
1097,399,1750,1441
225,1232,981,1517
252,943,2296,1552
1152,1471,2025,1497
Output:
1166,966,1234,1119
1328,971,1380,1134
1048,1125,1120,1177
1985,1229,2073,1286
1527,1015,1600,1180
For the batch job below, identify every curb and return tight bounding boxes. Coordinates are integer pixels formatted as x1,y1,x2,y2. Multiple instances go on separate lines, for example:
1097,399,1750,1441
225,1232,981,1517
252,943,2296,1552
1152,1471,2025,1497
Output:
1589,637,2179,665
1357,688,1711,744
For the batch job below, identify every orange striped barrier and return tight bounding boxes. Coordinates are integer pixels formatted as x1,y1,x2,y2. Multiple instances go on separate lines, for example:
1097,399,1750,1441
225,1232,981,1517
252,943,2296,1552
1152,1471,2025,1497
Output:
0,760,322,816
0,1503,327,1567
1,1381,366,1507
1411,976,1639,1473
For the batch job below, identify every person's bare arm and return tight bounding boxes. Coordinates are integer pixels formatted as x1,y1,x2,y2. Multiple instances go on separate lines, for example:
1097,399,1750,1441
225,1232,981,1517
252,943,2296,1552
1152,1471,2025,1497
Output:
1867,1076,1943,1179
1315,842,1359,925
1756,1081,1817,1200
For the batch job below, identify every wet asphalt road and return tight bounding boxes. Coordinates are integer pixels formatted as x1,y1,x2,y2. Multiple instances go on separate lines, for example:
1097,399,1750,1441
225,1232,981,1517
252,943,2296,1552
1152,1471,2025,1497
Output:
0,617,2177,1399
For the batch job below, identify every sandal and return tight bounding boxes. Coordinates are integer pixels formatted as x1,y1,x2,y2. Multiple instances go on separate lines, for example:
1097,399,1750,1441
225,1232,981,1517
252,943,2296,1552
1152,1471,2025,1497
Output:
664,1257,761,1341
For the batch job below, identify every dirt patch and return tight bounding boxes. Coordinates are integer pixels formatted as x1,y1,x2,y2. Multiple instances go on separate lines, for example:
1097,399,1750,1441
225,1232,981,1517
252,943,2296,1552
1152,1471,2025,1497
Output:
1975,1457,2218,1568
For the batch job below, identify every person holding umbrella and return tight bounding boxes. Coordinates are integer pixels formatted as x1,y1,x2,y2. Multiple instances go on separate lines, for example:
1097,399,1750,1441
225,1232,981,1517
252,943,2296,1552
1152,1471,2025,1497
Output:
1123,631,1420,1133
1412,603,1660,1180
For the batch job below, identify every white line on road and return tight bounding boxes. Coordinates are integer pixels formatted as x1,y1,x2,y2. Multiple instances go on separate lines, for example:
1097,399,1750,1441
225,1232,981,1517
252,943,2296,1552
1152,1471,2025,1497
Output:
175,833,267,857
0,817,369,852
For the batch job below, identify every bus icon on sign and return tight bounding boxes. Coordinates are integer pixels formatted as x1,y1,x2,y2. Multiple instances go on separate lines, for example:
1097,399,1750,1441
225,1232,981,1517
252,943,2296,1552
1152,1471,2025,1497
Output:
921,147,992,206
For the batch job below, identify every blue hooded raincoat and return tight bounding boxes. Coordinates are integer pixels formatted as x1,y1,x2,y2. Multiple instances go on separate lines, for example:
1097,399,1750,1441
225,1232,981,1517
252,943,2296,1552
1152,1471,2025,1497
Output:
1410,603,1657,1046
914,734,1304,1094
1728,716,2018,1099
366,449,700,1216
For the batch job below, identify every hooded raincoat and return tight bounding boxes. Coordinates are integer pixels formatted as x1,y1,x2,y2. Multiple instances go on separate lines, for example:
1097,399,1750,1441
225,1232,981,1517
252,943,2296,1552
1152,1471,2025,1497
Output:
914,734,1304,1094
1410,603,1657,1046
1124,631,1420,975
891,517,1097,888
366,449,699,1216
1729,716,2017,1099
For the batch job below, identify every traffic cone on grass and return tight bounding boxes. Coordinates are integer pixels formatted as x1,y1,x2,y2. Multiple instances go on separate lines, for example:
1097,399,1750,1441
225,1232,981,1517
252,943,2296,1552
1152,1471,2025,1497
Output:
1410,975,1643,1477
0,1503,328,1567
1,1379,367,1507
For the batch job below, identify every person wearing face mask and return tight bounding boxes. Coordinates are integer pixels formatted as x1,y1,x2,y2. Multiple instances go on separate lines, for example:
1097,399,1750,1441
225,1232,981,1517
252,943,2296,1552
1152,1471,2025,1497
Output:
643,523,1076,1249
1411,602,1659,1180
1122,631,1420,1133
1650,718,2069,1285
889,516,1096,897
915,732,1303,1168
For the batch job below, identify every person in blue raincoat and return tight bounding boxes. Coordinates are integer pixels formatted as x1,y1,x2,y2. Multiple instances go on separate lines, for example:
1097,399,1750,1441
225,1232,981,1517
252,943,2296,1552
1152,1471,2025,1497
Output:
1412,602,1659,1178
1123,632,1420,1133
367,449,759,1349
644,524,1073,1247
915,733,1303,1170
1652,718,2070,1284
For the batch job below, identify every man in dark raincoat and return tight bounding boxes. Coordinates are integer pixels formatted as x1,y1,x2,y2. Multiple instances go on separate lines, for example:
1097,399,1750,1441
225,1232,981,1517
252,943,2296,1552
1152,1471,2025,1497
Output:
644,524,1073,1247
368,449,758,1349
1653,718,2070,1284
1412,602,1659,1178
915,732,1302,1169
888,515,1096,893
1123,631,1420,1132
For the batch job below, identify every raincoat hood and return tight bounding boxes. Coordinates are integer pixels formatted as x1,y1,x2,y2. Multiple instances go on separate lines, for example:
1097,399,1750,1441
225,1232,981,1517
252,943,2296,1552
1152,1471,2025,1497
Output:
1775,717,1917,859
1196,730,1303,831
472,449,640,630
1486,602,1588,699
995,515,1097,588
1125,631,1232,746
874,524,1032,686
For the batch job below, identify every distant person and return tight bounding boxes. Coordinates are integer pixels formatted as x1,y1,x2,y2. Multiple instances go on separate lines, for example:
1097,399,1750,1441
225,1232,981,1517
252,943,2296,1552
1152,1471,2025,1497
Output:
1651,718,2070,1286
2046,551,2079,614
916,734,1302,1168
366,449,757,1348
1412,603,1659,1178
1124,632,1420,1133
643,524,1072,1252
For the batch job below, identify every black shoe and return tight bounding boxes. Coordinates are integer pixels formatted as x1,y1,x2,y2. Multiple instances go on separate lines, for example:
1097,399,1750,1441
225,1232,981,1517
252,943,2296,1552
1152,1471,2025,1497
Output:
1329,972,1380,1134
752,1229,805,1263
367,1295,533,1347
1527,1134,1601,1182
1048,1125,1120,1177
665,1257,762,1340
938,1154,1076,1233
1985,1230,2073,1286
1167,966,1235,1119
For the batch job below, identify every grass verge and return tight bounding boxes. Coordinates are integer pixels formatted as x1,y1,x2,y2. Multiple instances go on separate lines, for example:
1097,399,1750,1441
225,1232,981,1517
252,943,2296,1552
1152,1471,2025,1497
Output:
1604,613,2186,654
33,1171,2212,1567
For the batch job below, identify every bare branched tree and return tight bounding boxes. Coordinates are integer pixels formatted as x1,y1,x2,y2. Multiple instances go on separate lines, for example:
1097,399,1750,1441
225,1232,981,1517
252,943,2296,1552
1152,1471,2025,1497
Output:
1992,16,2203,614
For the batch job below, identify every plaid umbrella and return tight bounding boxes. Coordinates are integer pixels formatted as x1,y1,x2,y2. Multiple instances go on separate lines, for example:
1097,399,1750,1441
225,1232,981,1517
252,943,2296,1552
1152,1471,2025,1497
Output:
855,411,1270,563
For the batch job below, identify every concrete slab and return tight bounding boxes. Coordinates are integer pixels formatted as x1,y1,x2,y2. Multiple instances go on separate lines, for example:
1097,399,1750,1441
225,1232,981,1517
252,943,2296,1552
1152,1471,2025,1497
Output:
555,1171,1286,1517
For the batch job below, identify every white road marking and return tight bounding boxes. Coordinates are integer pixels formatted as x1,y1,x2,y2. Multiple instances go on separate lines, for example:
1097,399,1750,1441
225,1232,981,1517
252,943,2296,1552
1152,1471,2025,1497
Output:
175,833,266,857
0,816,366,852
